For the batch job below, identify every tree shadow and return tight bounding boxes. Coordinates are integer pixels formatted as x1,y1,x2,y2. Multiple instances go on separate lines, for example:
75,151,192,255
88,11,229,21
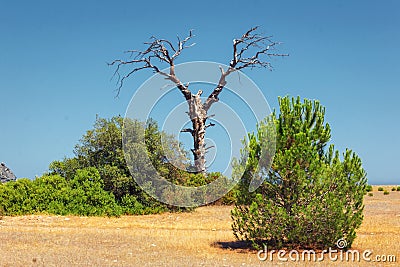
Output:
212,240,257,253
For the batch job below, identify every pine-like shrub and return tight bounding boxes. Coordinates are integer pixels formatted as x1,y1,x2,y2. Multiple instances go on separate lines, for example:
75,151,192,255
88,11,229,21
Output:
231,96,367,249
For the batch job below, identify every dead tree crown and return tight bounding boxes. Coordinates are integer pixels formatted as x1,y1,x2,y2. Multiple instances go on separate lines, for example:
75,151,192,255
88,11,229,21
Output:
109,26,287,174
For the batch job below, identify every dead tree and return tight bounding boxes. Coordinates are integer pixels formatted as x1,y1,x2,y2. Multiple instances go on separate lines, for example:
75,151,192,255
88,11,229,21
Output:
109,26,287,174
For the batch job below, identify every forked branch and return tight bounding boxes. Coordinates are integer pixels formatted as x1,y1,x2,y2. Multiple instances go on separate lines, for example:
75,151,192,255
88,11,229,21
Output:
204,26,288,111
108,30,195,98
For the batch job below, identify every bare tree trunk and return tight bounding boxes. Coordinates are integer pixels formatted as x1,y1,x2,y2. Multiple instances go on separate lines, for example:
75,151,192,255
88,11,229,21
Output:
189,91,207,173
181,90,210,173
191,114,207,173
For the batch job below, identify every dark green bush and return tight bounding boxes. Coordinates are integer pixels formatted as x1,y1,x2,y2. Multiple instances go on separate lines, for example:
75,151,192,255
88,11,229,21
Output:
378,187,384,191
384,190,389,195
368,193,373,197
49,116,193,214
397,186,400,191
391,187,396,191
231,96,367,250
366,185,373,192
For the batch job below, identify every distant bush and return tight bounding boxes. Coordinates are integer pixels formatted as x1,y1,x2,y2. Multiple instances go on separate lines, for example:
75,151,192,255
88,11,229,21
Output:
391,187,396,191
368,193,373,197
0,168,122,217
366,185,373,192
120,194,168,215
0,166,235,217
158,171,236,207
397,186,400,191
48,116,195,214
378,187,384,191
219,185,238,205
383,190,389,195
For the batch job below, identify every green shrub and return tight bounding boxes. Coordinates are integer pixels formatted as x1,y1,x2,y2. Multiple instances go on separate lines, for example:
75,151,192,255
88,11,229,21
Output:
378,187,384,191
219,184,239,205
0,178,36,215
391,187,396,191
383,190,389,195
368,193,373,197
65,168,122,216
397,186,400,191
231,96,367,250
120,194,151,215
0,168,122,217
365,185,373,192
49,116,192,214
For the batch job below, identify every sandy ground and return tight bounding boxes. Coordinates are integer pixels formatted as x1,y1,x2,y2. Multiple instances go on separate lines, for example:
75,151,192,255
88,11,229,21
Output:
0,186,399,266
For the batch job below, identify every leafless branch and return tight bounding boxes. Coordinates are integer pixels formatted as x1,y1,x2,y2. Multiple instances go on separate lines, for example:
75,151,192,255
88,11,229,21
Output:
230,26,288,70
205,122,215,129
205,114,215,119
204,26,288,111
180,128,194,134
108,58,165,94
108,30,195,98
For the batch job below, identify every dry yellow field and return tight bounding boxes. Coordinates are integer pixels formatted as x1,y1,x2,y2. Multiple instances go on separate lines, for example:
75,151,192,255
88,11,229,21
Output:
0,186,399,266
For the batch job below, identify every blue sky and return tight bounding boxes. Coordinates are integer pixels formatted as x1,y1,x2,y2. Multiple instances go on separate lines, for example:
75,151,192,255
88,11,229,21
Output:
1,0,399,184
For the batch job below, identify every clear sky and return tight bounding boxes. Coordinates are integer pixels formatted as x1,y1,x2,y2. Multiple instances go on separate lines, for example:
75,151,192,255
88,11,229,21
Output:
1,0,399,184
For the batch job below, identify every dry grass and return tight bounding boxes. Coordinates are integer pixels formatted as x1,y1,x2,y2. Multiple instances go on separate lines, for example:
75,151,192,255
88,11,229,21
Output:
0,186,399,266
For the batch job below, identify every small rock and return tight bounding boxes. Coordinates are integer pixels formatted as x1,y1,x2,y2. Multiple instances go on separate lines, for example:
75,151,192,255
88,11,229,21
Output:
0,162,16,183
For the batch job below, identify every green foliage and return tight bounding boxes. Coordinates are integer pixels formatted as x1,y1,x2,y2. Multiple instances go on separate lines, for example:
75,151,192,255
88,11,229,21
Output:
368,193,373,197
397,186,400,191
46,115,236,214
231,96,367,250
0,179,36,215
1,115,237,217
156,171,234,207
48,116,193,214
378,187,384,191
391,187,396,191
48,157,81,181
366,184,373,192
384,190,389,195
0,168,122,216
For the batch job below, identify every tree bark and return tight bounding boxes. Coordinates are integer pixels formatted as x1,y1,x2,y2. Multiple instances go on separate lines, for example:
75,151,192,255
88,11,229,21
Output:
188,90,207,173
